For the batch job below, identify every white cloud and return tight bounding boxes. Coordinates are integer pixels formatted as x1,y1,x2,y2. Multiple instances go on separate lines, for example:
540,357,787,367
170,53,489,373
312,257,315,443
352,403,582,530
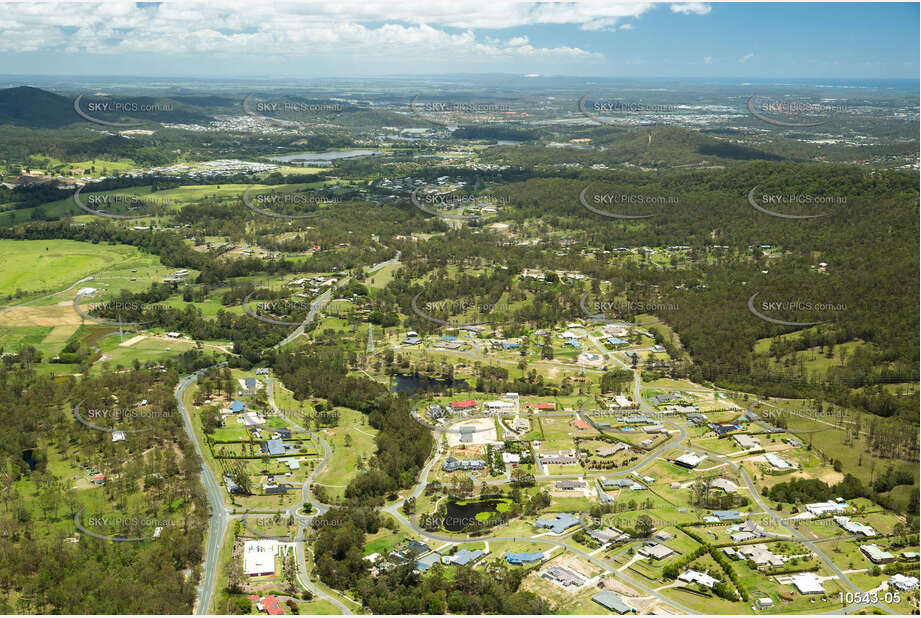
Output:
619,23,636,30
703,56,712,64
739,52,755,63
670,3,711,15
0,1,639,61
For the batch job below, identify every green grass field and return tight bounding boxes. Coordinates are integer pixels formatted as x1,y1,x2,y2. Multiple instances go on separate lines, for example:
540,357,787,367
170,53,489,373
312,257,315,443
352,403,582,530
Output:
0,239,159,298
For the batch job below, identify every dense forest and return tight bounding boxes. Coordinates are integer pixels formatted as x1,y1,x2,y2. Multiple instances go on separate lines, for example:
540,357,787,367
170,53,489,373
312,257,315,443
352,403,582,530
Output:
0,363,208,613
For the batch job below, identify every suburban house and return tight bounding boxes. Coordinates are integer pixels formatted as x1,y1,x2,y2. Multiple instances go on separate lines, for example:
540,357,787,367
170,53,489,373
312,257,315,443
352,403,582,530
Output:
505,551,544,565
542,566,586,588
451,549,485,566
711,478,740,493
733,434,761,449
596,443,629,457
450,399,477,412
765,453,794,470
791,573,825,595
675,453,705,469
534,513,580,535
678,569,718,588
587,528,621,544
638,543,674,560
442,457,485,472
890,574,920,592
257,595,284,615
261,439,286,456
538,452,578,465
834,516,876,537
485,400,515,412
860,544,896,564
592,591,633,614
555,480,586,491
806,501,847,516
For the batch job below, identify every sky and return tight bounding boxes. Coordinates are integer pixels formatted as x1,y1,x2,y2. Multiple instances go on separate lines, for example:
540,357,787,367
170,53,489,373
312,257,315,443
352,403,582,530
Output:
0,2,917,79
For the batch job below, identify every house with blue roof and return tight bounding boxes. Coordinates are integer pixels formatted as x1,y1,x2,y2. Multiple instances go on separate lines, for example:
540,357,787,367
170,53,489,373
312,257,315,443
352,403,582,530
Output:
566,338,581,348
607,337,629,347
506,552,544,565
535,512,580,535
229,400,245,413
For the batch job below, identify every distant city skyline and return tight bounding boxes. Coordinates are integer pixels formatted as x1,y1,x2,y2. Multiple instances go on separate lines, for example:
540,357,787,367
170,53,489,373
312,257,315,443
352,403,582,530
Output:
0,2,917,79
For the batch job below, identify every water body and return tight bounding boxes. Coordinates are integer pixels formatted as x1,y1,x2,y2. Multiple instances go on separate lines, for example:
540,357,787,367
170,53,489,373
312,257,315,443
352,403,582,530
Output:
22,449,35,471
443,499,508,532
391,374,470,395
267,149,381,164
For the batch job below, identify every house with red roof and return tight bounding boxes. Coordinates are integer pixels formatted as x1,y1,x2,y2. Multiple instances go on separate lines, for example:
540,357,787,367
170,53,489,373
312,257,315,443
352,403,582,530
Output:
259,595,284,615
450,399,477,411
573,418,589,430
91,474,106,485
533,402,556,411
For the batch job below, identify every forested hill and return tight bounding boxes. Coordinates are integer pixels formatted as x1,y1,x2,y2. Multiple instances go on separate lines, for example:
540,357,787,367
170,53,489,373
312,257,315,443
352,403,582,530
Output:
493,162,919,419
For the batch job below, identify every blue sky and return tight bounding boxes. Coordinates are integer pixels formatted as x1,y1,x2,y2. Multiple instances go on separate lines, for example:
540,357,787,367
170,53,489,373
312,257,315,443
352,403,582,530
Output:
0,2,917,79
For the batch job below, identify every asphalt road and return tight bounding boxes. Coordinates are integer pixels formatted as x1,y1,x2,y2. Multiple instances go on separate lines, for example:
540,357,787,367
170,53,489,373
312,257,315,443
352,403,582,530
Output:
175,370,229,615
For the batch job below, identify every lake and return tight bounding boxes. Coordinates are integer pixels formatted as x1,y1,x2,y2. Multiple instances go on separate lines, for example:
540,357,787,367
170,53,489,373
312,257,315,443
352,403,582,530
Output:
443,498,510,532
391,374,470,395
267,149,381,164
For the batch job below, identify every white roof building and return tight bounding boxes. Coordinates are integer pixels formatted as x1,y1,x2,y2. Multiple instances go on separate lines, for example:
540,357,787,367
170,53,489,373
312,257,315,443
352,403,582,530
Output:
711,478,740,493
805,501,847,516
243,540,279,576
890,574,920,592
834,516,875,537
502,452,521,464
614,395,632,408
485,400,516,411
675,453,705,468
242,412,265,427
791,573,825,595
765,453,793,470
678,569,718,588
